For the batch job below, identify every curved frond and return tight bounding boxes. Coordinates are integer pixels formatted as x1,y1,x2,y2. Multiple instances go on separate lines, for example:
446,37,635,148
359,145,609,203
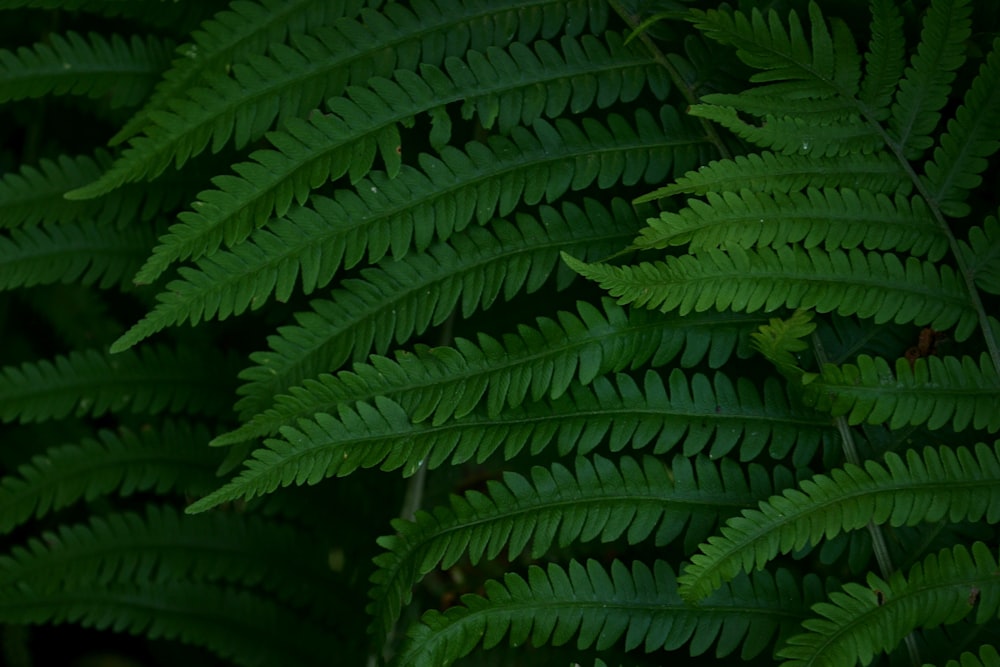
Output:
396,560,818,666
634,188,946,259
109,107,700,352
564,246,978,341
115,32,671,285
233,198,644,418
0,221,154,291
678,443,1000,601
777,542,1000,667
0,31,171,106
66,0,616,199
923,40,1000,217
688,2,861,97
368,453,789,642
634,151,907,202
0,580,337,667
0,421,219,535
889,0,972,158
0,505,340,613
0,346,238,424
803,353,1000,432
193,368,829,512
214,300,760,446
112,0,366,143
859,0,905,115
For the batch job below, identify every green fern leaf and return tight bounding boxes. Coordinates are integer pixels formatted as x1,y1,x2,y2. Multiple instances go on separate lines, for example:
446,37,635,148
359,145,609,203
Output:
777,542,999,667
0,345,238,423
368,453,790,642
959,216,1000,295
213,300,759,446
117,33,670,286
0,31,171,106
634,188,946,259
922,39,1000,217
749,309,817,378
634,151,907,202
109,108,699,351
111,0,366,144
689,2,860,97
396,559,818,665
0,221,154,291
940,646,1000,667
0,421,219,535
859,0,905,116
233,198,643,418
0,579,338,667
65,0,616,199
564,246,978,340
803,353,1000,432
678,443,1000,601
889,0,972,158
192,368,829,512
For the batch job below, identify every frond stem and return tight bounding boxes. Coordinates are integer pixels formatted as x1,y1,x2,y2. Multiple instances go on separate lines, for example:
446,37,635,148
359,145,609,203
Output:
608,1,732,160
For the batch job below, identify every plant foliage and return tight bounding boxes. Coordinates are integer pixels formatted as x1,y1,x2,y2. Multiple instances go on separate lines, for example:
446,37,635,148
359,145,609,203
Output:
0,0,997,666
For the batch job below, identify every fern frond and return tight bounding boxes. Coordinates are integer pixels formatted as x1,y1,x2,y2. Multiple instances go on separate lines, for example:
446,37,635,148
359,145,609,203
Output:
396,560,818,665
749,309,817,378
109,108,699,351
564,246,978,340
678,443,1000,601
688,2,861,98
112,0,366,144
634,151,907,202
0,346,238,423
0,221,154,291
213,300,759,446
117,33,672,286
233,198,643,418
690,104,882,157
633,188,946,259
0,505,339,612
368,453,789,642
0,31,171,106
859,0,905,116
193,368,829,512
803,354,1000,432
939,646,1000,667
0,580,337,667
66,0,618,199
777,542,999,667
0,421,219,535
959,216,1000,295
922,39,1000,217
889,0,972,158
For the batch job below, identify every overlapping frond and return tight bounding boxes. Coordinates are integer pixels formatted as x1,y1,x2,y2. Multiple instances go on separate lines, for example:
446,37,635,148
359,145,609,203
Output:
112,0,366,144
777,543,1000,667
66,0,615,199
109,108,700,352
193,368,829,512
565,246,978,340
922,39,1000,217
859,0,905,115
0,421,219,534
937,646,1000,667
0,31,171,106
678,443,1000,601
233,198,643,418
889,0,972,158
214,300,759,446
396,560,819,666
959,216,1000,295
0,221,154,291
368,453,790,642
117,32,671,286
634,188,945,259
0,346,238,423
803,353,1000,432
